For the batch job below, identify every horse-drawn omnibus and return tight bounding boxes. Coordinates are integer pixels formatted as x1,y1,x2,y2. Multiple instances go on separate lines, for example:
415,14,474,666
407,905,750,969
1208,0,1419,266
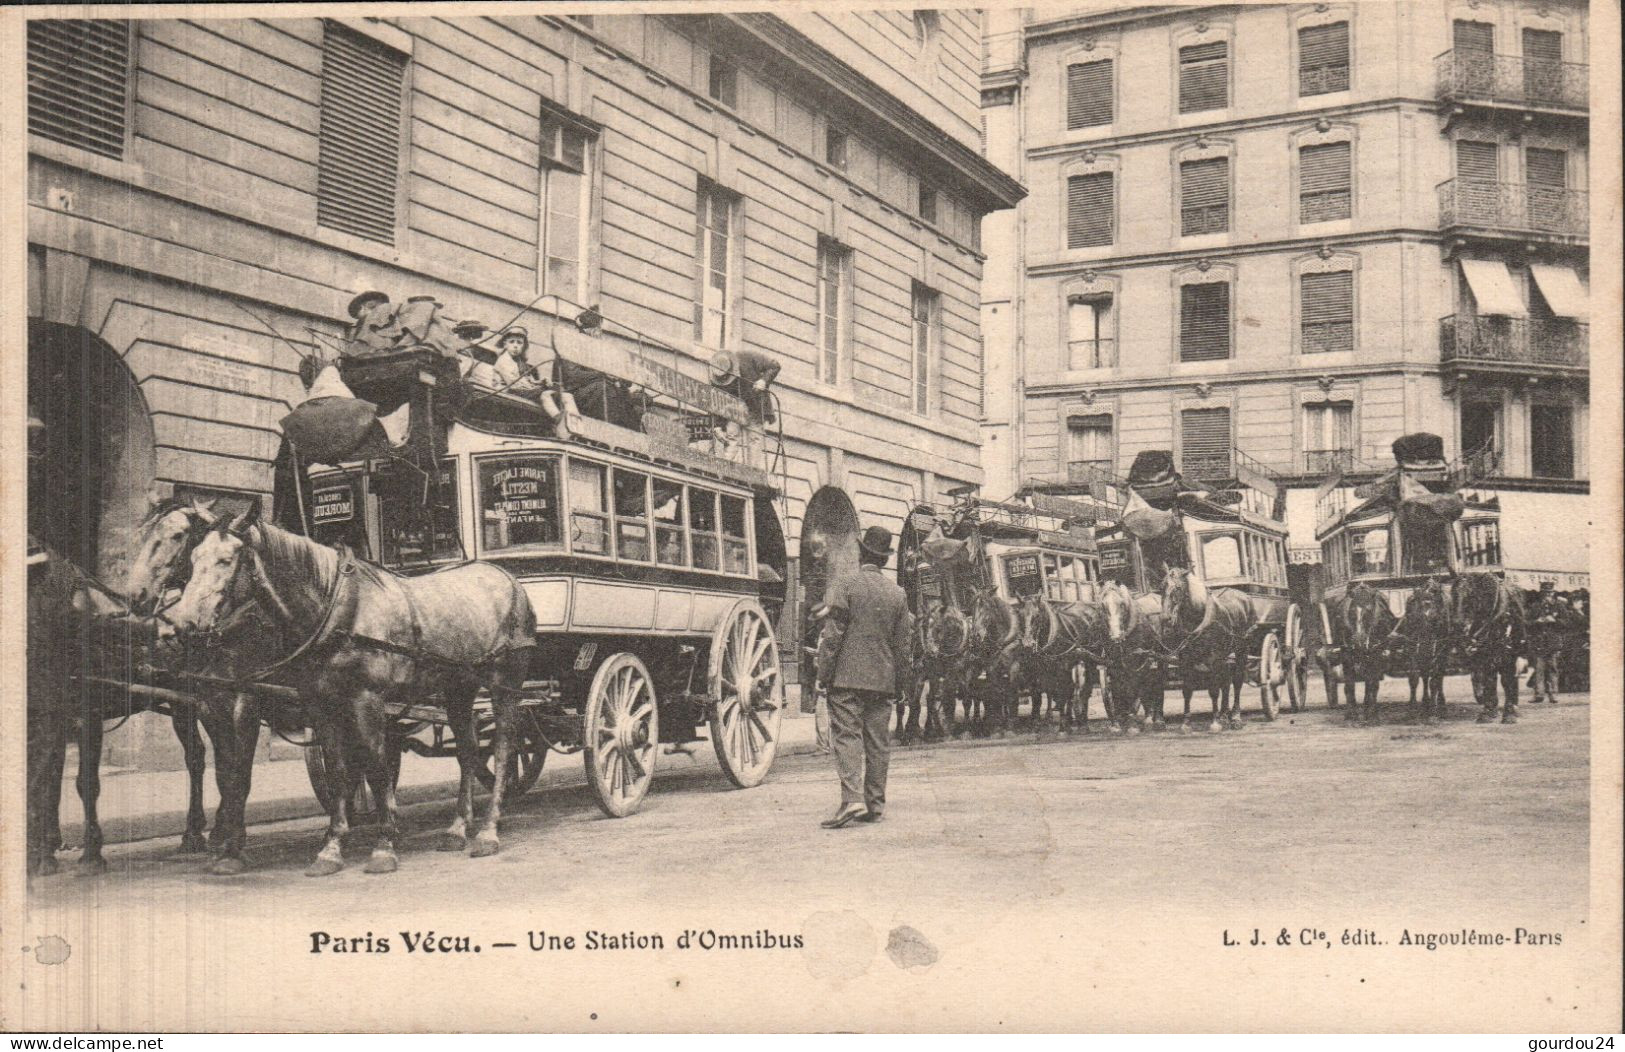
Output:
282,299,792,819
1095,452,1305,722
1312,433,1502,716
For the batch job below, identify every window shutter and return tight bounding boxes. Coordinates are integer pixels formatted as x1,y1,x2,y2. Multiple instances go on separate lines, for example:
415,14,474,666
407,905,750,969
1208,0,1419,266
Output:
1299,142,1351,222
1181,408,1232,479
1522,28,1561,62
317,22,407,244
1301,271,1354,354
1180,157,1229,235
1525,147,1566,187
1066,172,1114,248
1179,41,1228,113
1453,20,1494,52
1066,60,1113,129
1299,22,1350,95
26,19,130,159
1179,282,1230,362
1455,140,1498,183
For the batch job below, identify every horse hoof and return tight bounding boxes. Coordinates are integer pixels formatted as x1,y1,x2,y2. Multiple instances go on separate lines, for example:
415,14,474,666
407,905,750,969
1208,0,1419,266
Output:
1501,715,1518,725
1207,722,1223,733
1476,713,1496,724
178,834,209,856
74,856,108,876
469,835,500,859
207,856,246,877
436,832,467,853
1124,724,1141,736
363,851,399,875
305,858,345,878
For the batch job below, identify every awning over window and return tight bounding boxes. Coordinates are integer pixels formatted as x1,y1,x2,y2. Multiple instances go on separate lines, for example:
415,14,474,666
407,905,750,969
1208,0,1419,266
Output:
1529,264,1589,321
1459,259,1526,317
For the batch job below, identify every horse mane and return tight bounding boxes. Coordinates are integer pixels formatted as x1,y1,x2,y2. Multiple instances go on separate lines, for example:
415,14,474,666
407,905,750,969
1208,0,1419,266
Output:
254,523,339,595
140,496,201,528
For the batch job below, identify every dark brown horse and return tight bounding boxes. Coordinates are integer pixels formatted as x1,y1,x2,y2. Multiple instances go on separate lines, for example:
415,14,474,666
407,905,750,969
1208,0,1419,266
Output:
1327,582,1398,724
1014,591,1112,733
1161,568,1253,731
163,507,535,876
1453,572,1526,724
1394,578,1453,721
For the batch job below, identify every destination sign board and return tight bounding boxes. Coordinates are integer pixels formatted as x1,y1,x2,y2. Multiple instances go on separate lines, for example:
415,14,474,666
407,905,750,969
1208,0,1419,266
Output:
1004,553,1043,597
312,483,355,524
1288,546,1322,565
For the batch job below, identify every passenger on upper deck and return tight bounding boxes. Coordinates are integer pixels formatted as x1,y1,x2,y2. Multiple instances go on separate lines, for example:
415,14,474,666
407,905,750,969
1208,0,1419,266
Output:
493,327,546,399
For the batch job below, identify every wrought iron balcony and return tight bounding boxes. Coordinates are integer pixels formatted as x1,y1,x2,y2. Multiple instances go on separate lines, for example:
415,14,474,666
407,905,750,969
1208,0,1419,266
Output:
1435,49,1588,112
1448,443,1503,488
1181,451,1233,483
1304,448,1355,475
1437,180,1588,239
1439,314,1588,370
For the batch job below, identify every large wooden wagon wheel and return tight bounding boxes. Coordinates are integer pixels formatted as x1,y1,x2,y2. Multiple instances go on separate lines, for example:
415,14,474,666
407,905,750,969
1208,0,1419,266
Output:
304,726,407,820
472,706,547,797
1257,631,1282,721
1317,601,1341,707
1283,604,1308,713
708,597,785,788
583,653,659,817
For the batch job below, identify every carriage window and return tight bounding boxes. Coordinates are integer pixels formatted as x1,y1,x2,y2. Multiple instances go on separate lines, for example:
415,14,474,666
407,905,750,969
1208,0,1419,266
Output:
1349,526,1390,576
1201,533,1243,579
653,479,686,567
309,473,370,556
720,494,750,574
1402,521,1451,575
689,487,720,570
377,458,462,565
613,470,651,562
568,460,609,556
477,456,561,556
1458,519,1501,568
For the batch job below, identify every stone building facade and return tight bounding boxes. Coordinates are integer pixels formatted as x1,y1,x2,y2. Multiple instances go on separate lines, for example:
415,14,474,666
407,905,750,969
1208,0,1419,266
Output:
980,1,1590,594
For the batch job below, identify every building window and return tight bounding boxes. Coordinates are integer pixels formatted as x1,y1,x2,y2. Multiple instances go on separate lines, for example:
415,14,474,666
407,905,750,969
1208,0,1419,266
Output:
1299,22,1350,95
1178,41,1229,113
1067,296,1115,369
825,125,848,171
1301,271,1354,354
1179,282,1230,362
914,9,943,69
1066,59,1114,129
1181,406,1232,481
693,180,737,347
1453,20,1496,94
1522,28,1564,104
1530,403,1574,479
1300,142,1352,223
707,55,737,107
1525,146,1567,223
1453,19,1494,53
1460,399,1502,466
911,283,939,416
316,21,408,245
918,182,938,224
816,239,852,384
1067,414,1114,484
1303,400,1354,473
1066,172,1114,248
1180,157,1229,235
26,19,131,160
539,110,592,303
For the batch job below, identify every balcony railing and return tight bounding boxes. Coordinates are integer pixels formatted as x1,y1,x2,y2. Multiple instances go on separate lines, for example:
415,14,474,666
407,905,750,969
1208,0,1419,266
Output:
1181,451,1233,482
1439,315,1589,369
1304,448,1355,475
1435,49,1588,111
1448,443,1503,488
1437,180,1588,237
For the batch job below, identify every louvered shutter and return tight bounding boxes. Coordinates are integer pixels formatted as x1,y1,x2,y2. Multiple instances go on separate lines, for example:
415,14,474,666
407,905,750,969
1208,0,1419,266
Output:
1299,142,1351,223
1301,272,1354,354
1453,20,1494,52
26,20,130,160
1066,60,1113,129
1298,22,1350,95
1181,157,1229,235
1522,29,1563,103
1522,28,1561,62
1067,173,1113,248
1525,147,1568,232
1525,147,1566,187
317,22,408,244
1181,408,1232,480
1456,140,1498,182
1179,41,1228,113
1179,282,1230,362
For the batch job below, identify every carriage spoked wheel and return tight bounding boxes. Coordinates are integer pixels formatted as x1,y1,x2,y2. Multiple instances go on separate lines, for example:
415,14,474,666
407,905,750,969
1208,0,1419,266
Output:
583,653,659,818
303,727,408,821
1283,603,1308,713
708,598,785,789
470,706,547,797
1257,632,1282,721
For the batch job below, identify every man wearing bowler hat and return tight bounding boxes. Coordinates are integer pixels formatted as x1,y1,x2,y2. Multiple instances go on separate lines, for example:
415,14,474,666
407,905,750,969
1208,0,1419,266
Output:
813,523,914,829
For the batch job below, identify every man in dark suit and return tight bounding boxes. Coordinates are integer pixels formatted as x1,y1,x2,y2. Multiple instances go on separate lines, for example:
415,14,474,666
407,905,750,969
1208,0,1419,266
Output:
814,524,914,829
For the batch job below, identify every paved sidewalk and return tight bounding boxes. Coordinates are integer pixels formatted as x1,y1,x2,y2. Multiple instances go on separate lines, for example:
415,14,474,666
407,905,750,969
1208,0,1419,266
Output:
57,710,829,849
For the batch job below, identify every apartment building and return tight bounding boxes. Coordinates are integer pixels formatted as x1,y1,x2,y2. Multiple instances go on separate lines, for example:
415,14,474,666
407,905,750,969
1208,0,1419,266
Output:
25,11,1022,763
980,1,1589,594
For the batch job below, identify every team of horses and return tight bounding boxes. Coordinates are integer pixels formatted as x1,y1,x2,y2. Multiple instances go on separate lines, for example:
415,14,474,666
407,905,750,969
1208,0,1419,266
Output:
25,495,1558,880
